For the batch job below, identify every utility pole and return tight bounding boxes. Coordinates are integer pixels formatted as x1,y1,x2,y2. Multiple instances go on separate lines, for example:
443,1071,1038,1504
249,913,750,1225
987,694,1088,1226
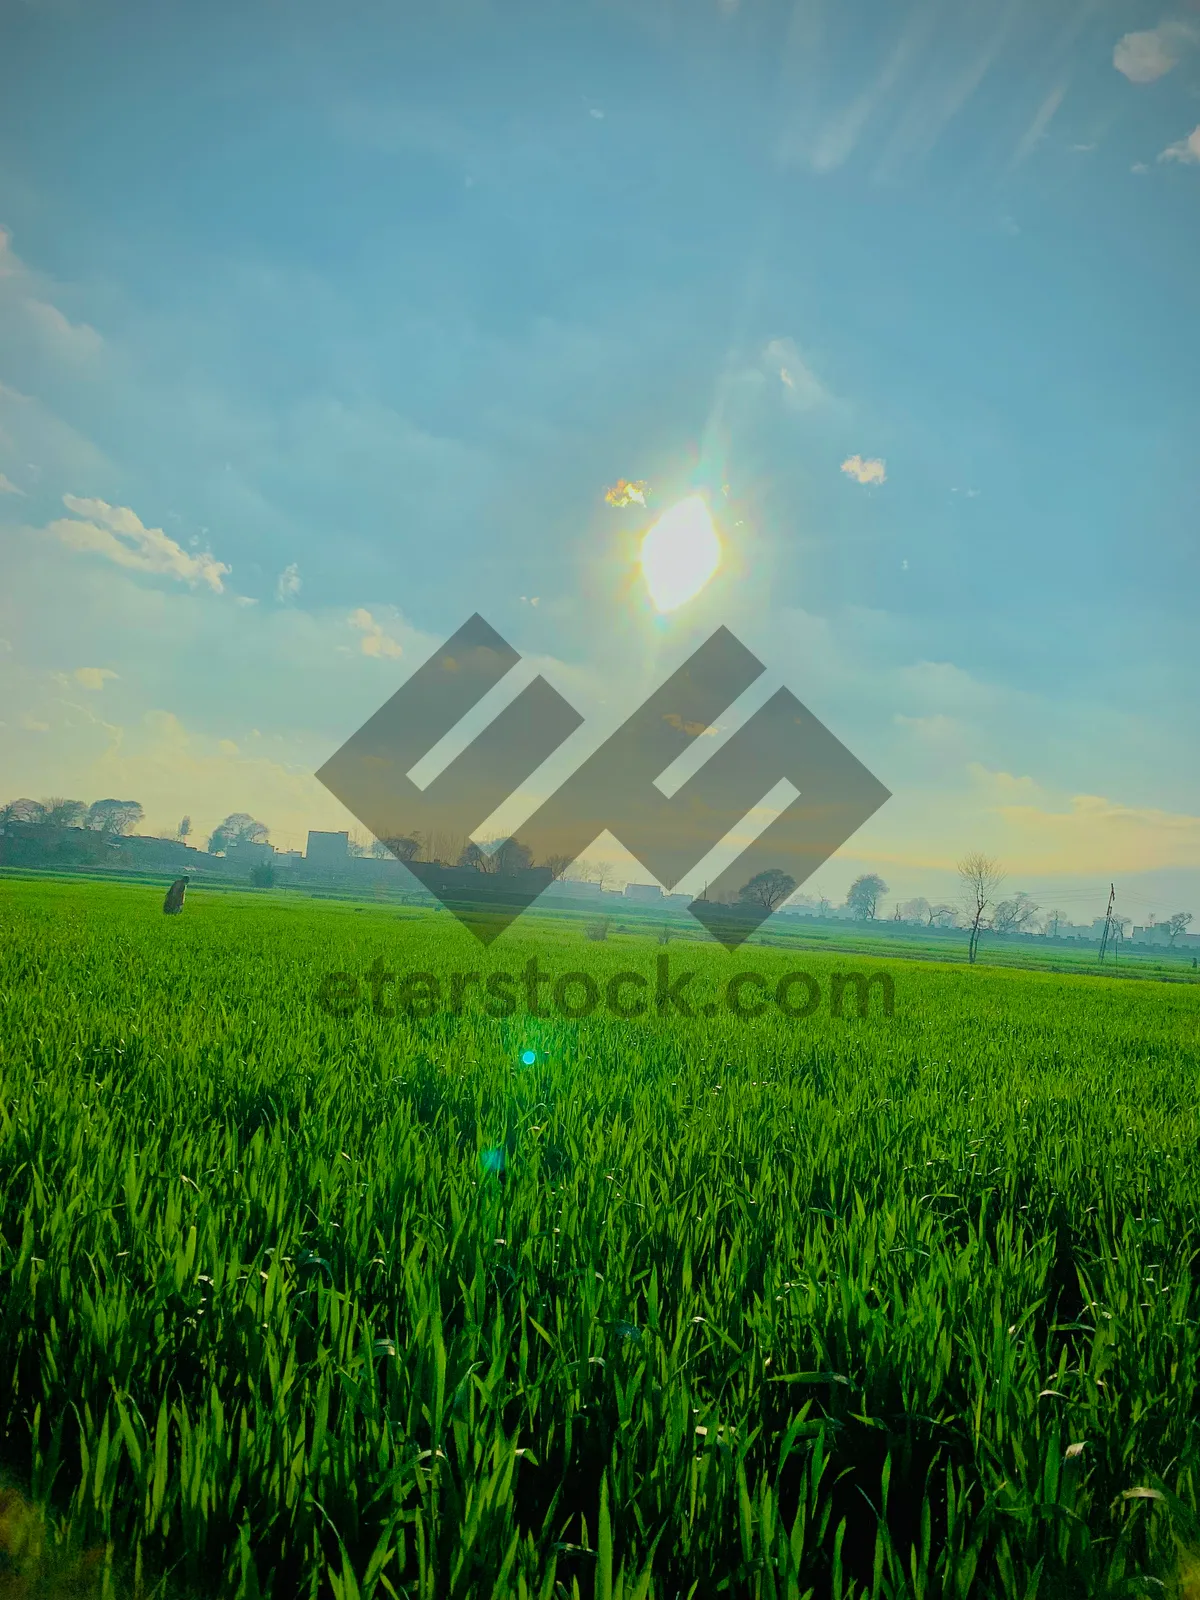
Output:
1098,882,1116,963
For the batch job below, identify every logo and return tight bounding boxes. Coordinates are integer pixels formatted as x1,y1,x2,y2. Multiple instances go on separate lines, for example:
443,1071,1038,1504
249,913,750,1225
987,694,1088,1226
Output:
316,614,889,948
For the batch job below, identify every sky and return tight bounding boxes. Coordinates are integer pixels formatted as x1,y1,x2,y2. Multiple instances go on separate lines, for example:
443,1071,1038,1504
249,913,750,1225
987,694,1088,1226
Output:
1,0,1198,927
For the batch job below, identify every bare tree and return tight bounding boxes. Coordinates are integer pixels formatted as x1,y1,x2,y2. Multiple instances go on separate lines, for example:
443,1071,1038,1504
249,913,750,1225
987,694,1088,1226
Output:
900,896,930,925
543,853,573,881
1042,908,1065,937
425,829,466,866
738,868,797,912
42,798,87,828
177,815,192,842
991,891,1039,935
1167,912,1193,945
958,852,1005,964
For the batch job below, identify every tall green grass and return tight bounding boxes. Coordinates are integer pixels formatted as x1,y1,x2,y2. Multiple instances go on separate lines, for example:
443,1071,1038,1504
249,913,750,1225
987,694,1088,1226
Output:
1,877,1199,1598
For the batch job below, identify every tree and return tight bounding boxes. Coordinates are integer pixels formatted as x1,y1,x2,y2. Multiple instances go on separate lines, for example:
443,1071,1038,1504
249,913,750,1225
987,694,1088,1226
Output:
490,837,534,876
846,873,888,921
1,798,46,826
543,853,573,881
815,894,832,918
958,852,1004,965
991,892,1039,935
207,812,268,854
900,896,930,925
384,835,422,862
1042,908,1065,937
177,816,192,841
42,798,87,828
1167,912,1193,945
738,867,798,912
86,799,144,836
250,860,276,888
573,858,613,891
928,904,958,928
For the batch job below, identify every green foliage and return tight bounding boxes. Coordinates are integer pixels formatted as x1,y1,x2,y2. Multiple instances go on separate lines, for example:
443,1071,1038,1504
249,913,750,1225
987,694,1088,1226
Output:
1,878,1199,1598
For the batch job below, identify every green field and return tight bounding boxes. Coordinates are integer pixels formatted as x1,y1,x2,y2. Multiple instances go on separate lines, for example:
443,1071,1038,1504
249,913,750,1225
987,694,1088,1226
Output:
2,876,1200,1599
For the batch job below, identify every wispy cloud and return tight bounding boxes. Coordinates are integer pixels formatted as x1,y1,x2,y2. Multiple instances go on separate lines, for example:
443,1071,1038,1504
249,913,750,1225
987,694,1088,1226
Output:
0,473,24,495
841,454,887,486
74,666,118,691
1011,83,1066,165
1114,19,1197,82
763,339,831,411
44,495,231,592
349,607,403,658
1159,125,1200,164
276,562,301,601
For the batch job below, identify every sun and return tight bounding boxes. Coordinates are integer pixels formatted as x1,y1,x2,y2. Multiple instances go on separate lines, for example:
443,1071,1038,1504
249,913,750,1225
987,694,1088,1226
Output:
638,494,721,613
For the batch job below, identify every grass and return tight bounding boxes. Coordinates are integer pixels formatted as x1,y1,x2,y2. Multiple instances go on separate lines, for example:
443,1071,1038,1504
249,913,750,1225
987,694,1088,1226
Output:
1,875,1200,1598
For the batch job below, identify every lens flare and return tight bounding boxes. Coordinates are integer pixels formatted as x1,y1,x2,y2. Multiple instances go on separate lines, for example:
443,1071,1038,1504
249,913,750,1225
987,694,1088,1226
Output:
520,1049,537,1066
639,495,721,613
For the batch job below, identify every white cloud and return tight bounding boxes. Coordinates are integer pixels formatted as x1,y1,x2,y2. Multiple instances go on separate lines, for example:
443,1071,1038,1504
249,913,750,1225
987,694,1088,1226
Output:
0,473,23,495
1114,20,1197,82
19,711,50,732
44,495,231,592
349,607,403,658
1159,125,1200,164
276,562,301,601
841,454,887,486
74,666,118,691
23,297,103,360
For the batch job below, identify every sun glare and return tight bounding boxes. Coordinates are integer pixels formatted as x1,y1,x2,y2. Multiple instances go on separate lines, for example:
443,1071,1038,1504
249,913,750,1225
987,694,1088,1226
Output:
639,494,720,613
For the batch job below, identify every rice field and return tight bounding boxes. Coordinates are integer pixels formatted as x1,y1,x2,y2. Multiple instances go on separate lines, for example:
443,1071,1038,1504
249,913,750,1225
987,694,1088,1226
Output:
1,874,1199,1599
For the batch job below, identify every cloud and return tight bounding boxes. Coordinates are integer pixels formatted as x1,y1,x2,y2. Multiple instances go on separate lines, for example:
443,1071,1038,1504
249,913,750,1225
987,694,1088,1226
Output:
349,607,403,658
1011,83,1066,165
23,297,103,360
1114,19,1197,82
0,473,23,495
841,454,887,486
19,711,50,732
1159,125,1200,163
44,495,231,591
74,666,118,691
762,339,831,411
276,561,301,601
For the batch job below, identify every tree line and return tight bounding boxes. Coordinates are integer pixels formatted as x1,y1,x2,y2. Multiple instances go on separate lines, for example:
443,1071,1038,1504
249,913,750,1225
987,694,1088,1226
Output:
837,857,1192,964
3,801,1192,951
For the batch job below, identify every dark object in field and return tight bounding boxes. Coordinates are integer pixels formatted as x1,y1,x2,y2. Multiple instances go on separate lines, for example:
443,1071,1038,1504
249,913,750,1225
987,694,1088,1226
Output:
163,877,188,915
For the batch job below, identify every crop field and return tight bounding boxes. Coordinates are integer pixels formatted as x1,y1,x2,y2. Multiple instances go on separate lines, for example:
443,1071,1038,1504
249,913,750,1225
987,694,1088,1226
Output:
2,875,1200,1600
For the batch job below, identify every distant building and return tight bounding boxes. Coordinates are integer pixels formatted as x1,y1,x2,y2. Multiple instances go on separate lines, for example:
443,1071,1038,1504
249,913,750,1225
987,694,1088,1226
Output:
225,839,274,866
545,878,603,899
624,882,662,902
306,830,349,868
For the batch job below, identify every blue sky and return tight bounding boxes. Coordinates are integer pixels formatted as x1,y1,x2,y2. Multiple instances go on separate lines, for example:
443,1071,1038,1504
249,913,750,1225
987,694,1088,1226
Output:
2,0,1198,923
